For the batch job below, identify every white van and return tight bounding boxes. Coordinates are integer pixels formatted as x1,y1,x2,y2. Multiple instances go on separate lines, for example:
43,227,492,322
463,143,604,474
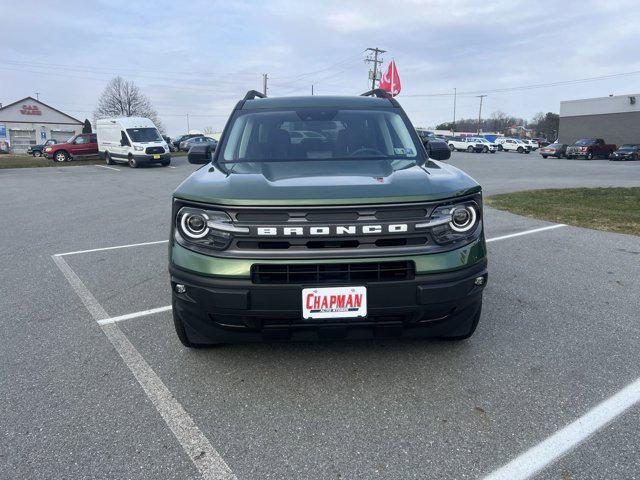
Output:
97,117,171,168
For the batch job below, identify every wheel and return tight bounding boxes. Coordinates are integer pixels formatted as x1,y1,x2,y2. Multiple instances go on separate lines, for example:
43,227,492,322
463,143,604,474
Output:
490,150,496,154
497,144,503,151
33,151,42,157
449,144,455,151
467,146,474,153
161,159,171,167
128,156,138,168
517,147,524,153
482,146,488,153
105,152,115,165
439,301,482,341
54,151,68,162
587,151,594,160
524,149,530,154
542,155,548,159
171,299,220,348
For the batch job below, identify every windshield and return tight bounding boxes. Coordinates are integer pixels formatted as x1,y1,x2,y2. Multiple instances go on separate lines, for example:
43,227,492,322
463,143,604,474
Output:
221,108,421,163
575,139,594,146
619,145,636,150
126,127,162,143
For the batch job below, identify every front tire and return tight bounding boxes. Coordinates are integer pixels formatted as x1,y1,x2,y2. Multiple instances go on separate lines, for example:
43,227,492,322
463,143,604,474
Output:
439,302,482,341
542,155,548,159
54,151,68,162
482,146,488,153
172,299,221,348
33,151,42,157
449,144,455,151
128,156,138,168
161,159,171,167
105,152,115,165
587,151,594,160
467,146,474,153
517,147,524,153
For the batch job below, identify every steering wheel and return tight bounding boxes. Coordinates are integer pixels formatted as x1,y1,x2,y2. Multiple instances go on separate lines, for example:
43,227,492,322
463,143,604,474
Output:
349,147,384,157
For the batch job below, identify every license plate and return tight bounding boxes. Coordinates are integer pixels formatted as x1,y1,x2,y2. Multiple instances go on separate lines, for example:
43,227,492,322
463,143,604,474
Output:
153,154,160,159
302,286,367,319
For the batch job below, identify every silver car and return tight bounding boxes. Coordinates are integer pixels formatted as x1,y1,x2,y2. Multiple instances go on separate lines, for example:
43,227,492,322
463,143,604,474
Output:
180,136,217,151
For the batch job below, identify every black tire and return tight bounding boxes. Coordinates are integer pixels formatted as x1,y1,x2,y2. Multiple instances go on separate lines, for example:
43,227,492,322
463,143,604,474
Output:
33,150,42,157
587,151,594,160
54,151,68,162
161,159,171,167
524,149,530,154
171,299,220,348
497,144,503,151
105,152,115,165
128,156,138,168
517,146,524,153
439,302,482,341
542,155,548,159
482,146,488,153
467,146,474,153
449,144,455,151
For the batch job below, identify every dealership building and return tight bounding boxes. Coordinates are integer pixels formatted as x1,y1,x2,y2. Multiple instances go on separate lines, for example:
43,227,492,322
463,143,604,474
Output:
559,93,640,145
0,97,84,153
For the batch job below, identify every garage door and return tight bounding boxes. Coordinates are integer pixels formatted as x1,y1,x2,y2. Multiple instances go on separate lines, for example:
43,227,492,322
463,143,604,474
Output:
8,129,36,153
51,130,75,143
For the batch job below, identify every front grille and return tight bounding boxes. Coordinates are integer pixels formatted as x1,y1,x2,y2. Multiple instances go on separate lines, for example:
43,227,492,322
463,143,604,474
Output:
251,261,415,284
145,146,165,154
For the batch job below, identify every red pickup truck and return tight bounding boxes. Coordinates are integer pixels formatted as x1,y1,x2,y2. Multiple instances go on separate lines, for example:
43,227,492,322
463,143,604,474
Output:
43,133,99,162
565,138,617,160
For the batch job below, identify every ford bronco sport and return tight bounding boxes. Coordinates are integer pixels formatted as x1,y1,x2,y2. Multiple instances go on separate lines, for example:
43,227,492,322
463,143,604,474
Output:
169,90,487,347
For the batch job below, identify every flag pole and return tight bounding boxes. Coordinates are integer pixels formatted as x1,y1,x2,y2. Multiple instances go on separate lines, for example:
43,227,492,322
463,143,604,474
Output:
391,59,395,96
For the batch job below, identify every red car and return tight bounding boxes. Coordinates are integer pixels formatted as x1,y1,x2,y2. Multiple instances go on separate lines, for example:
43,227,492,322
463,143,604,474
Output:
43,133,99,162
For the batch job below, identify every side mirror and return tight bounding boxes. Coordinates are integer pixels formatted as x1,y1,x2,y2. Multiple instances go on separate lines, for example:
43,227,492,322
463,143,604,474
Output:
188,144,212,164
427,141,451,161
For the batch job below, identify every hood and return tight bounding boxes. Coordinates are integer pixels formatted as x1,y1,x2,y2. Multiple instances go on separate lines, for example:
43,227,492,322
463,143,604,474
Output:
174,160,481,206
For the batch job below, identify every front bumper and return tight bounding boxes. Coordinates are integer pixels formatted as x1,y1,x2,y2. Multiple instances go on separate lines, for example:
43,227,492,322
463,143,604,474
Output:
134,153,170,164
169,241,487,343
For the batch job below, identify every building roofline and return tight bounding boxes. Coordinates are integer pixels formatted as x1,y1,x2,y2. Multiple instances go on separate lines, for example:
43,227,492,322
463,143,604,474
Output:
0,96,83,124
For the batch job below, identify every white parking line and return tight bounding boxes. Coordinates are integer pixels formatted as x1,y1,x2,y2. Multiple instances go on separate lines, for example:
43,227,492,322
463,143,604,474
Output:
482,376,640,480
96,165,120,171
97,305,173,325
55,239,169,257
52,254,237,480
486,224,566,242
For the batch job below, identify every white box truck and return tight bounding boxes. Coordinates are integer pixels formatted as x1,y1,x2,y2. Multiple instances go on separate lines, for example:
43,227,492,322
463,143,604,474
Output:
96,117,171,168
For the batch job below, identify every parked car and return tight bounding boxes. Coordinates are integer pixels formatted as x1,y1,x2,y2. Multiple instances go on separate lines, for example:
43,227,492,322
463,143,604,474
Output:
180,136,217,151
494,137,531,153
163,135,178,152
290,130,326,144
43,133,98,162
610,144,640,161
173,134,203,150
565,138,617,160
532,137,550,147
539,143,567,159
171,89,484,347
447,136,485,152
28,139,58,157
521,139,538,151
416,129,435,146
97,117,171,168
466,137,497,153
0,140,10,153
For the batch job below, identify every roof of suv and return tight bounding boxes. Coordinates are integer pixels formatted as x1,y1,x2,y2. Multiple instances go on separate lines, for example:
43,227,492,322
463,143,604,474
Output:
241,95,395,110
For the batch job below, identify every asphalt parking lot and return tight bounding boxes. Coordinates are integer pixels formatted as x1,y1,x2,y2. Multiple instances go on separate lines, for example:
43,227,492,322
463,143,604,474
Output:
1,152,639,480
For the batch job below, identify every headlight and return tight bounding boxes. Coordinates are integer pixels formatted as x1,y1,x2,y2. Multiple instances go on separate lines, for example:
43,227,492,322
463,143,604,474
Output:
416,201,481,245
44,147,52,152
134,145,143,151
176,207,248,251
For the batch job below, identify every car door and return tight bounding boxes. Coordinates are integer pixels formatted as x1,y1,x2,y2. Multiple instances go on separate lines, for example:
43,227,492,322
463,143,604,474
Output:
70,134,89,156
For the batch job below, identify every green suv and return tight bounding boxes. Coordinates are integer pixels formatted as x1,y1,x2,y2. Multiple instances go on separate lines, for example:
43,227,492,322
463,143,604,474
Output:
169,90,487,347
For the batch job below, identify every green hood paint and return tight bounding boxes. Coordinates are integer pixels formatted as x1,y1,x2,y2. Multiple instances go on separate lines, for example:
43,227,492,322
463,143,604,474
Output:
173,160,481,206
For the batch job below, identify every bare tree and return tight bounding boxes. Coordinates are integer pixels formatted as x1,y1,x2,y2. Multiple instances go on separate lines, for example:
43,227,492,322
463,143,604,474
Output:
94,77,165,133
202,126,216,135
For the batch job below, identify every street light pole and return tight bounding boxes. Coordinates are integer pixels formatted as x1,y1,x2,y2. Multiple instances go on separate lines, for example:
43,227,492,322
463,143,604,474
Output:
476,95,487,134
453,87,457,133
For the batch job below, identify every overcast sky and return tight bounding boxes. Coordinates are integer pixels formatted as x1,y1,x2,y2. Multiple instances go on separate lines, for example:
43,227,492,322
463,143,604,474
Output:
1,0,639,135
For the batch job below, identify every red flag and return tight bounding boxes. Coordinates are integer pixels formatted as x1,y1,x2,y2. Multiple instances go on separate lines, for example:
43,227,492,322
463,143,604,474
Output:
378,60,401,96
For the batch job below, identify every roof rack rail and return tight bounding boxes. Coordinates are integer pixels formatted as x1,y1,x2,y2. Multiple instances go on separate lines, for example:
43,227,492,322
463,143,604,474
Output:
360,89,392,99
244,90,267,100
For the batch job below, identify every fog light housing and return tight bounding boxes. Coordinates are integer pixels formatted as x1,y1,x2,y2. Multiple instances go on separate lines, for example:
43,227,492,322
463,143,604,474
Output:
474,276,485,286
175,284,186,294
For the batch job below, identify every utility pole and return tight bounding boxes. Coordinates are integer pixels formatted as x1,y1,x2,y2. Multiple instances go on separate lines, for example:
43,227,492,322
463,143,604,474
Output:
186,114,190,133
476,95,487,134
364,47,386,90
262,73,268,96
35,92,40,101
452,88,457,133
311,84,314,96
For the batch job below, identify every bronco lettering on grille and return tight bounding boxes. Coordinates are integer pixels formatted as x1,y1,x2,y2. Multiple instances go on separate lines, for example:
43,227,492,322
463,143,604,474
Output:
256,224,408,236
